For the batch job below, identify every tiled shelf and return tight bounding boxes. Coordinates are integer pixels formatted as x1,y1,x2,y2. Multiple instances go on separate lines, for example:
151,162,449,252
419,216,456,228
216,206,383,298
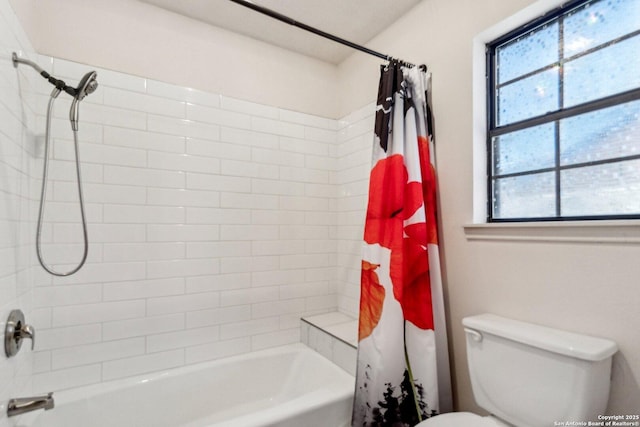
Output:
301,312,358,375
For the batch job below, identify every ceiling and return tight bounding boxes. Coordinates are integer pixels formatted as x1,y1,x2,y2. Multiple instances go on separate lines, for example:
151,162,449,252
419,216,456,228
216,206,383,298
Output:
138,0,422,64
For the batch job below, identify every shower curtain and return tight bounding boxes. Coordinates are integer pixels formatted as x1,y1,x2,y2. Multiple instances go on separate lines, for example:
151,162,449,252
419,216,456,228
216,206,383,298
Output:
352,63,451,426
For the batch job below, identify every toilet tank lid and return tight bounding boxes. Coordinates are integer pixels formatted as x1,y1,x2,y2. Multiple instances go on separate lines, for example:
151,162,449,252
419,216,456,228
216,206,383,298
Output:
462,314,618,362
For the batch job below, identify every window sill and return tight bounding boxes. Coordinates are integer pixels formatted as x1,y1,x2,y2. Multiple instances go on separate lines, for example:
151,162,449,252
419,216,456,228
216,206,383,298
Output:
463,220,640,244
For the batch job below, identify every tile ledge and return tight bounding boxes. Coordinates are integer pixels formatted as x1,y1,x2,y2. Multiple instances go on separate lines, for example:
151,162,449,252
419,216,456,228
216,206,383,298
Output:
463,220,640,244
302,313,358,349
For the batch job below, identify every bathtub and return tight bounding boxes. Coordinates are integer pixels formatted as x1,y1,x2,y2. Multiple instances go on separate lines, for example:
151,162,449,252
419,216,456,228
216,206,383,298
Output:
17,343,354,427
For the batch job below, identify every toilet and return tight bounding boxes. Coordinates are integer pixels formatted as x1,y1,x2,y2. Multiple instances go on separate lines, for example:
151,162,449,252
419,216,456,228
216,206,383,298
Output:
418,313,618,427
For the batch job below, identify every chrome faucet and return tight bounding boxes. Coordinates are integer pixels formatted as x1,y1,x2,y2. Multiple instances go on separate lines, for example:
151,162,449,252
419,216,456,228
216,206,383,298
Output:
7,392,54,417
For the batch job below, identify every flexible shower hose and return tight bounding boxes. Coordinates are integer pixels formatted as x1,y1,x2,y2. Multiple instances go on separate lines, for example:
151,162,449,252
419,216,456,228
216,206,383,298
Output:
35,88,89,276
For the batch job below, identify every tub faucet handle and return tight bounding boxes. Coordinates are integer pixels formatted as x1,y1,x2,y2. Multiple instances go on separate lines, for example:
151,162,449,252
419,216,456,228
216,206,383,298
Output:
19,323,35,350
4,309,35,357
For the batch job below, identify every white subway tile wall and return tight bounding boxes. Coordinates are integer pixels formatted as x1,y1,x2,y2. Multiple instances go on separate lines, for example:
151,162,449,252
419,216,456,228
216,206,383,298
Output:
335,104,375,318
0,0,39,420
0,0,373,402
25,60,373,393
24,55,341,393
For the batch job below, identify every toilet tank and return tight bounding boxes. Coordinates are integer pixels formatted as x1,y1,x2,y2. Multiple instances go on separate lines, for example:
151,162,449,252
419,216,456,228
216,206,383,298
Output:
463,314,617,427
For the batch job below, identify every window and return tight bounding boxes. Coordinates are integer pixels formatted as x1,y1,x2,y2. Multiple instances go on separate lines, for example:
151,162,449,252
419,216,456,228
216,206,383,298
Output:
486,0,640,221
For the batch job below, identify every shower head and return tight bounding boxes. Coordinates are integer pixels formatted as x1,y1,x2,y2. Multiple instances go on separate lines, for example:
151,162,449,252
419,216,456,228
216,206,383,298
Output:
12,53,99,100
74,71,98,101
11,53,98,131
70,71,98,131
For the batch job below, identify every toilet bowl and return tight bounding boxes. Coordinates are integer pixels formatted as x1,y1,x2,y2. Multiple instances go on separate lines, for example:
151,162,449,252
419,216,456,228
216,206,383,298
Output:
416,314,617,427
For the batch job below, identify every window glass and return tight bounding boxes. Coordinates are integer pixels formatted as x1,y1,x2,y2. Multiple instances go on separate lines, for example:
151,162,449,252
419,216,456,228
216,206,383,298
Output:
564,0,640,57
493,172,556,219
564,36,640,107
493,123,556,175
497,68,559,126
561,159,640,216
487,0,640,221
497,22,558,83
560,100,640,165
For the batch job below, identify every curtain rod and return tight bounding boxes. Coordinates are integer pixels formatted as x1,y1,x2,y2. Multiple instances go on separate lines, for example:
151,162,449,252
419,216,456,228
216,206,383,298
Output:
227,0,419,69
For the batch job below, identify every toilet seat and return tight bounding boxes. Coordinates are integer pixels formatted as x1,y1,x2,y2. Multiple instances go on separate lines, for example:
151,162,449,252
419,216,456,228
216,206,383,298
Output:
416,412,511,427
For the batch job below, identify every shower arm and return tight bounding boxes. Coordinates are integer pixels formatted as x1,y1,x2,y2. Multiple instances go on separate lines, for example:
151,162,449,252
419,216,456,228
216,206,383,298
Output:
12,52,77,97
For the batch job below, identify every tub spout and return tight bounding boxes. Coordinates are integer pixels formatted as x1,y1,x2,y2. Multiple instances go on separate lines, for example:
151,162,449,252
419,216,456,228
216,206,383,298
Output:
7,392,54,417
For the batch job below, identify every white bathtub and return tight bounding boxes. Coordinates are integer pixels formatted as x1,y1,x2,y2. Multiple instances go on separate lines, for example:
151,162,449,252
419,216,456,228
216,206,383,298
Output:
17,344,354,427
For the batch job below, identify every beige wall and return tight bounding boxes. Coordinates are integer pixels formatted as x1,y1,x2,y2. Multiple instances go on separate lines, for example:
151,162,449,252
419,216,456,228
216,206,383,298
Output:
10,0,640,414
9,0,338,118
338,0,640,414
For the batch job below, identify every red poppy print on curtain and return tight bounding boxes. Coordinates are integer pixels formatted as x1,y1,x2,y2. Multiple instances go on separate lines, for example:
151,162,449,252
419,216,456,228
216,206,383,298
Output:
361,153,434,334
364,154,423,250
358,261,385,341
418,135,438,246
390,237,434,330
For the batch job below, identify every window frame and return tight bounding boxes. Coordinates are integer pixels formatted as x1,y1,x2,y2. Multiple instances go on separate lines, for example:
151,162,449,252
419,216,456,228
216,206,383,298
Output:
485,0,640,223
